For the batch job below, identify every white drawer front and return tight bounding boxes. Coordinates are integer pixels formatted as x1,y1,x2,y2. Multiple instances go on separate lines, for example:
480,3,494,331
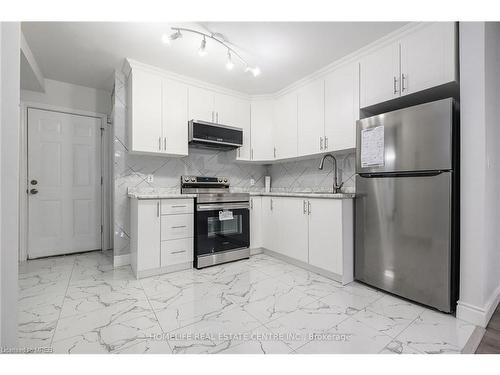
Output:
161,199,193,215
161,238,193,267
161,214,193,241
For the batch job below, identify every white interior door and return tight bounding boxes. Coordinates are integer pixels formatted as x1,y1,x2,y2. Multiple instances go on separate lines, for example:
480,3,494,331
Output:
27,108,102,258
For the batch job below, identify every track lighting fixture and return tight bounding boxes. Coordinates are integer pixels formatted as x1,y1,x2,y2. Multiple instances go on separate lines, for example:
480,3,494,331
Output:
164,27,260,77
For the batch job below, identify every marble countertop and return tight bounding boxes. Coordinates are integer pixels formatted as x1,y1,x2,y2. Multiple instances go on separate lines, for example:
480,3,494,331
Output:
128,187,355,200
249,192,355,199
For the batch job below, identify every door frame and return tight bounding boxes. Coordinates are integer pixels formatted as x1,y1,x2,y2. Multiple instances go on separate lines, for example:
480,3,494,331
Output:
19,102,111,261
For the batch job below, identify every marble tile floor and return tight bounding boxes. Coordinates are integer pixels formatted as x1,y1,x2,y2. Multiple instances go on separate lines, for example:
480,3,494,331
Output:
18,250,477,354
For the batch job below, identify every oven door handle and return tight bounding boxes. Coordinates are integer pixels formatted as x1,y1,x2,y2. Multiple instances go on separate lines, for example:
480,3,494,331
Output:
197,203,250,211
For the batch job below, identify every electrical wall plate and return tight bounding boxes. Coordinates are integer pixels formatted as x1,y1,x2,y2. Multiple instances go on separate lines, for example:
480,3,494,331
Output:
147,174,154,183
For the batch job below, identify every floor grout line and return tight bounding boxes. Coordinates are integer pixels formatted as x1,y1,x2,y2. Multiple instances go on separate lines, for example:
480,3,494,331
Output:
49,255,77,347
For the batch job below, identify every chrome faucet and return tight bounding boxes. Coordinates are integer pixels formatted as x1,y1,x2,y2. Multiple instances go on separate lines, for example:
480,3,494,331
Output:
318,154,344,194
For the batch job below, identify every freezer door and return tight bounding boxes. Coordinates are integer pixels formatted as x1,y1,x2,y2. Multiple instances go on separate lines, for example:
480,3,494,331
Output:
356,98,454,174
355,172,452,312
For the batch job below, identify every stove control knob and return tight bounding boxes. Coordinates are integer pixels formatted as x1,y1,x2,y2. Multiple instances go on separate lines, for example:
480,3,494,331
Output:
223,178,228,183
218,177,222,182
191,177,196,182
184,177,189,182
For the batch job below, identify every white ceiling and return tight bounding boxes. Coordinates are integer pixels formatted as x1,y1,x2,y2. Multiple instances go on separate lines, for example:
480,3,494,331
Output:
21,22,407,94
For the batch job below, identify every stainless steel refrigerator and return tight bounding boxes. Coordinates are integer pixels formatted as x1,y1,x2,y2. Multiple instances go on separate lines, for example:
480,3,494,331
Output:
355,98,459,313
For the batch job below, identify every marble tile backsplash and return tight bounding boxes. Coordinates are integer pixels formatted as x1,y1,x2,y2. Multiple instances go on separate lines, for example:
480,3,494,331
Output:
112,70,356,258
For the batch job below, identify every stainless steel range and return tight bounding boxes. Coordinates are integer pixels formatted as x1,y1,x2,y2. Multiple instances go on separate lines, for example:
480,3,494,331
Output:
181,176,250,269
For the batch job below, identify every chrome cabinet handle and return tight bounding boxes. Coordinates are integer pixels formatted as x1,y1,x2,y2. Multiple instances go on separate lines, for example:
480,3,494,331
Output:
320,137,324,150
303,200,307,214
393,76,399,95
157,201,160,217
270,199,273,211
250,198,253,210
164,137,167,150
159,137,162,150
401,73,407,92
308,201,311,215
171,250,186,254
171,205,187,208
325,136,328,149
251,148,254,160
171,225,187,229
216,112,219,123
273,147,277,159
211,111,214,122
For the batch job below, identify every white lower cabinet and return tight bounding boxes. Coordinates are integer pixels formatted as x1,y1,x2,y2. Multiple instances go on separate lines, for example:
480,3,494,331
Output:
250,197,263,249
130,198,194,278
271,197,309,263
259,196,353,283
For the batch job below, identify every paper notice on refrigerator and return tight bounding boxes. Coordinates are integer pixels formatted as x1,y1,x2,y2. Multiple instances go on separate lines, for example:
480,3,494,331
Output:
361,126,385,167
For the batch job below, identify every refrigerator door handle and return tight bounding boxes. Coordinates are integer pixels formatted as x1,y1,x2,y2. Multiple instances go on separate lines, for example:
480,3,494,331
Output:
358,171,447,178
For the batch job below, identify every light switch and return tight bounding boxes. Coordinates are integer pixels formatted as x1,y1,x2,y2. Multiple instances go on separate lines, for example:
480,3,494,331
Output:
250,178,255,186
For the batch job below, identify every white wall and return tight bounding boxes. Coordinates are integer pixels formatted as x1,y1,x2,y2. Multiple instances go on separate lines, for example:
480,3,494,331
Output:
457,22,500,327
21,78,111,115
0,22,20,347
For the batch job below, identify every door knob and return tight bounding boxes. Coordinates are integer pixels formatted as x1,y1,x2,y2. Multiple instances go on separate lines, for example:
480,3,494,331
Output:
30,179,38,185
30,188,38,195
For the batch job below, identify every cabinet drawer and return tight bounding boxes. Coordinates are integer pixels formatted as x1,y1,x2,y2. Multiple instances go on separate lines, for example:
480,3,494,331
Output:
161,214,193,240
161,199,193,215
161,238,193,267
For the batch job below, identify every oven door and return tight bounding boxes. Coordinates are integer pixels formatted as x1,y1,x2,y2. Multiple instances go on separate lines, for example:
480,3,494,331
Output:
195,202,250,256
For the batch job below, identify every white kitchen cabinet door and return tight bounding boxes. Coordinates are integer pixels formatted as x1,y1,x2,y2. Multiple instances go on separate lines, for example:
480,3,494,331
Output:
359,42,400,108
128,69,163,154
250,197,263,249
214,93,251,160
274,92,298,159
162,78,189,156
272,197,309,263
188,86,215,122
135,200,161,272
298,79,325,156
400,22,457,96
250,99,275,161
261,197,275,251
235,98,251,161
324,63,359,151
308,199,343,275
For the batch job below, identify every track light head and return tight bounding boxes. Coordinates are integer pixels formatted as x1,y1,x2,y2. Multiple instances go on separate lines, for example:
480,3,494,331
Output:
198,36,207,57
170,30,182,41
225,50,234,70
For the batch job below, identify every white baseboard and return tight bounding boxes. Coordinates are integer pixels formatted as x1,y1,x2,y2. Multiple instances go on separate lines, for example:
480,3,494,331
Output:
457,284,500,327
113,253,131,267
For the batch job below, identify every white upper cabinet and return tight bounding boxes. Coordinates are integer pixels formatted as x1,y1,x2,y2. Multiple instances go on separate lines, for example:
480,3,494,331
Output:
274,92,298,160
250,99,275,161
188,86,215,123
360,22,457,108
359,42,401,108
400,22,456,96
213,94,251,160
162,78,189,156
324,62,359,151
128,68,188,156
297,79,325,156
128,69,163,154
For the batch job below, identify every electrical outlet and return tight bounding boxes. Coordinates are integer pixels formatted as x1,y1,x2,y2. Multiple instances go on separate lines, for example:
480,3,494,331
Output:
147,174,154,183
250,178,255,186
